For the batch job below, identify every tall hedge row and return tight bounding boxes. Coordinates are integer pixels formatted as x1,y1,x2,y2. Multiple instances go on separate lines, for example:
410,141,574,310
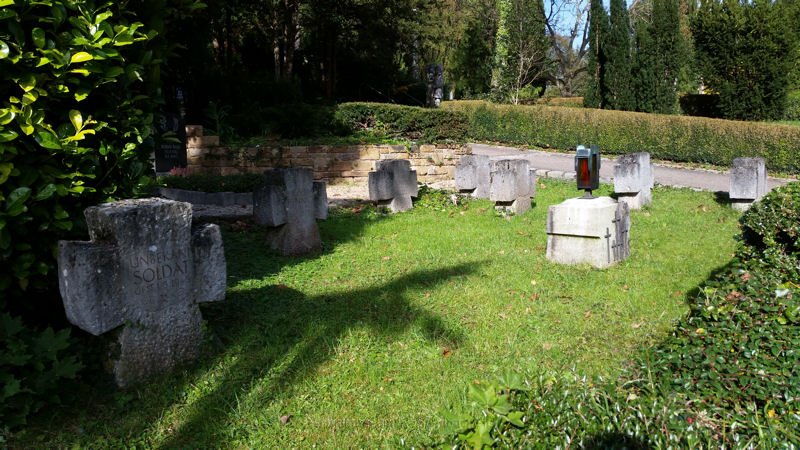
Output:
443,100,800,174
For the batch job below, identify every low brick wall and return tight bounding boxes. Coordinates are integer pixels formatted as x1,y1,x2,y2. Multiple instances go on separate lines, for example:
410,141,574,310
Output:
186,139,470,184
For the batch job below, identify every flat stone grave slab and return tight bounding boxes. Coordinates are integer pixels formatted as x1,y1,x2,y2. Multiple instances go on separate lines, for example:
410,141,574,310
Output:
58,198,226,388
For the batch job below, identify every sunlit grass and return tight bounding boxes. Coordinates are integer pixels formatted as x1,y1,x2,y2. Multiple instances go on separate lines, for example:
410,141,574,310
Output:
15,179,741,448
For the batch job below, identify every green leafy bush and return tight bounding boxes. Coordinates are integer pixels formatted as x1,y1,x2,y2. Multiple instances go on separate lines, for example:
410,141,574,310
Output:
1,313,82,431
334,102,469,143
444,100,800,174
784,90,800,121
158,173,264,193
1,0,161,430
738,182,800,280
1,0,158,305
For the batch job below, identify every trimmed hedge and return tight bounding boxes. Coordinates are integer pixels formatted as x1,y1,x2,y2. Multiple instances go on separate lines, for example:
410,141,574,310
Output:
334,102,469,143
443,100,800,174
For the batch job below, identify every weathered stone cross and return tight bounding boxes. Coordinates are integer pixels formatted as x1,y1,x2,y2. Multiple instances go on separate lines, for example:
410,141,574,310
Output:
253,168,328,256
58,198,226,388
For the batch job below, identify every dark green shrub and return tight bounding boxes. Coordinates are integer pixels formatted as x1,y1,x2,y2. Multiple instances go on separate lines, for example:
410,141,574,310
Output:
680,93,721,118
1,0,161,430
334,102,469,143
158,173,264,193
738,182,800,280
445,101,800,174
1,0,159,306
784,90,800,121
1,313,82,431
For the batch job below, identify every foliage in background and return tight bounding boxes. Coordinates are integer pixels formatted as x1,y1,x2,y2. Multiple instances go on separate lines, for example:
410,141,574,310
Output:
334,102,469,143
583,0,607,109
158,173,264,193
603,0,633,111
784,90,800,121
631,0,687,114
435,182,800,448
491,0,550,104
692,0,798,121
445,101,800,174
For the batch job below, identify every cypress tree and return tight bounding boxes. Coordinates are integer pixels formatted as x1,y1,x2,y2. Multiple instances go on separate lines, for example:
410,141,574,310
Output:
605,0,634,110
632,0,686,113
693,0,798,120
584,0,608,108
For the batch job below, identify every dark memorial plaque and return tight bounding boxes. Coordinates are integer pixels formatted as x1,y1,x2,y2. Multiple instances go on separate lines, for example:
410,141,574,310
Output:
154,87,188,172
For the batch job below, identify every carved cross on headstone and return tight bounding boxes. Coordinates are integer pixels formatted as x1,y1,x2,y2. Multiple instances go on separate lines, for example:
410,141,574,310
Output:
57,198,226,388
253,168,328,256
368,159,419,212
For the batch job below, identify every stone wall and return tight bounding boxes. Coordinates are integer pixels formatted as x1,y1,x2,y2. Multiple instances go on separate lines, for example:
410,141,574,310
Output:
184,127,470,183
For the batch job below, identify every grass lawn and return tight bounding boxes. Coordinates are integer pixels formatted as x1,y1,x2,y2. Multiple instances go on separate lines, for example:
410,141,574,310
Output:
15,180,741,448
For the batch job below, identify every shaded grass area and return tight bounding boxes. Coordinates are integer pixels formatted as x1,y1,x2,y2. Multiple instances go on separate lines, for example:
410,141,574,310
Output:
12,180,741,448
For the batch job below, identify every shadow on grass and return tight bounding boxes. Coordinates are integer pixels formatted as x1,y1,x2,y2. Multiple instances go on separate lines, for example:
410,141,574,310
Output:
153,261,481,448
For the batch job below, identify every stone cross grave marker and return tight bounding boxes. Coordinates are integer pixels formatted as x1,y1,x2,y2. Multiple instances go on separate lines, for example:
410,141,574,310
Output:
613,152,654,209
368,159,419,212
729,157,767,211
58,198,226,388
455,154,491,199
489,159,535,215
253,168,328,255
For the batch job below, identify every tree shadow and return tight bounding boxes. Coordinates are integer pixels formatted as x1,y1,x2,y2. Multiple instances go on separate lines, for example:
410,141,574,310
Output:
153,262,481,448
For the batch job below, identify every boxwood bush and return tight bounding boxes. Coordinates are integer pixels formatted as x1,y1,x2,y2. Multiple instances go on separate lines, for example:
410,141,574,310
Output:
334,102,469,143
434,183,800,448
444,101,800,174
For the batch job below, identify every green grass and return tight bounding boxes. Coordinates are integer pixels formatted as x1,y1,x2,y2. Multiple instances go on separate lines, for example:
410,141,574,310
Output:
13,180,741,448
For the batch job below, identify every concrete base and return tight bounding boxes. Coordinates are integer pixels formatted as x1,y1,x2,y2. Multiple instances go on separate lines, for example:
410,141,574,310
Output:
546,196,630,268
730,200,754,212
616,189,651,210
494,196,531,215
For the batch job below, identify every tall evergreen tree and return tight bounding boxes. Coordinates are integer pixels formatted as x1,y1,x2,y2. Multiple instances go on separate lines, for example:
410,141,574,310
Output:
605,0,634,110
584,0,608,108
693,0,798,120
452,0,499,96
632,0,686,113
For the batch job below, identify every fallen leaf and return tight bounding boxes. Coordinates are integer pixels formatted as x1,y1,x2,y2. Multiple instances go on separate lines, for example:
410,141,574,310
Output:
584,311,593,318
424,292,431,298
280,414,291,425
442,348,452,358
382,256,391,261
542,343,553,350
530,280,537,286
623,284,629,291
499,313,508,320
632,322,643,329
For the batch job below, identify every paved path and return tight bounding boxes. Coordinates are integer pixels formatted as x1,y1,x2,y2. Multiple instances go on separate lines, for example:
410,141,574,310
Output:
471,143,793,192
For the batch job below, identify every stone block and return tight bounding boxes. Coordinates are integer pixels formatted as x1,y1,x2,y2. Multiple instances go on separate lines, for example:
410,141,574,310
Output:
368,159,418,212
729,157,767,211
614,152,654,209
546,196,630,268
489,159,531,202
57,198,226,388
253,168,327,255
455,155,491,199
